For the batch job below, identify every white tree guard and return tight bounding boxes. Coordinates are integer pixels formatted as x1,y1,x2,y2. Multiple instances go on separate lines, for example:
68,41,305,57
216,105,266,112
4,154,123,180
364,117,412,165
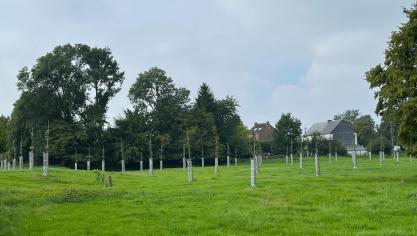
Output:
121,159,125,172
315,153,320,176
227,155,230,167
75,162,78,170
250,159,256,187
201,157,204,167
149,158,154,176
140,161,143,171
42,152,48,177
352,152,358,169
379,151,383,165
29,151,33,171
160,160,163,171
102,160,105,171
187,160,193,182
19,156,23,170
214,157,218,172
369,151,372,160
87,160,90,170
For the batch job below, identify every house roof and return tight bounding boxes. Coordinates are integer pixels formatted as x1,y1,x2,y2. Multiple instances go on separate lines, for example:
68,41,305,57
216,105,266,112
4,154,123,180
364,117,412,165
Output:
305,120,343,136
251,122,275,142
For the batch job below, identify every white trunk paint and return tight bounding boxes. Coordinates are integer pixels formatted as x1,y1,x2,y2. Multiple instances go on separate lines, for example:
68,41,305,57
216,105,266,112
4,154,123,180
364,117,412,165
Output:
227,155,230,167
183,158,186,170
290,154,293,165
160,160,163,171
87,160,90,170
42,152,48,177
12,158,16,170
234,158,237,166
102,160,105,171
285,155,288,165
74,162,78,170
121,159,125,172
369,151,372,160
250,159,256,187
335,152,338,161
201,157,204,167
140,161,143,171
299,153,303,168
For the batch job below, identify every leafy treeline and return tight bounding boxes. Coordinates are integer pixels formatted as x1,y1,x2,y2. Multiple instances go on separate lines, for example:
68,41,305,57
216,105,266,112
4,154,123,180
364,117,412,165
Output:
2,44,252,168
271,113,347,156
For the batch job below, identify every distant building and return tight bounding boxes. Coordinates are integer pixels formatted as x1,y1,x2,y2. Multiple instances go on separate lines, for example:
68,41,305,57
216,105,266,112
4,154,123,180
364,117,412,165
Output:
304,119,367,155
251,122,275,143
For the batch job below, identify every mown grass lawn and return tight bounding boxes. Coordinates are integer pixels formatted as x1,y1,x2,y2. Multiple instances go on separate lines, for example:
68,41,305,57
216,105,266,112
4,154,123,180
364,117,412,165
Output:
1,156,417,235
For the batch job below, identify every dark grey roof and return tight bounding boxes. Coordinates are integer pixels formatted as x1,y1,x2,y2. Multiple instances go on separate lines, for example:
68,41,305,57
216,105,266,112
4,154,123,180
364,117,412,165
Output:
305,120,343,136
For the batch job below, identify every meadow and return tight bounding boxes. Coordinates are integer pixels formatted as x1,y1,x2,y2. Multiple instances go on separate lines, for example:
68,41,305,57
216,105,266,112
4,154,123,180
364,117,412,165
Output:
1,156,417,235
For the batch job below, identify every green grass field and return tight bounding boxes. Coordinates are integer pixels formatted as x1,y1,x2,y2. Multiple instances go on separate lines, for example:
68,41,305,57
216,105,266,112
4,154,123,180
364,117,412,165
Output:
1,156,417,235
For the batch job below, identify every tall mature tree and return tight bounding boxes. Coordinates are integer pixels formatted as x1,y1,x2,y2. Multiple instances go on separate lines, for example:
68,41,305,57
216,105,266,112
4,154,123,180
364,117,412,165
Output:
11,44,124,163
195,83,216,113
272,113,302,154
365,4,417,153
186,107,218,158
333,109,360,125
128,67,190,156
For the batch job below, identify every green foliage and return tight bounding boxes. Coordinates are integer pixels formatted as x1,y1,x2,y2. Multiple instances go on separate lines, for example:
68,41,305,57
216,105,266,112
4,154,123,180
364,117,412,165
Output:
305,133,347,156
365,4,417,154
352,115,376,146
333,109,360,125
368,136,392,154
0,116,9,154
272,113,302,154
9,44,124,164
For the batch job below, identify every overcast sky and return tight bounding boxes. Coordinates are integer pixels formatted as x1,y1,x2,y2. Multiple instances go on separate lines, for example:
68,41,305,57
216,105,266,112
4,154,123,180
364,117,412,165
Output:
0,0,413,129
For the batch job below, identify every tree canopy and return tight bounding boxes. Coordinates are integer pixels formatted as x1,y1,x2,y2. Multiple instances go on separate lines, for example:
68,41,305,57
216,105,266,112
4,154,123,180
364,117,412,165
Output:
365,5,417,154
272,113,302,154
